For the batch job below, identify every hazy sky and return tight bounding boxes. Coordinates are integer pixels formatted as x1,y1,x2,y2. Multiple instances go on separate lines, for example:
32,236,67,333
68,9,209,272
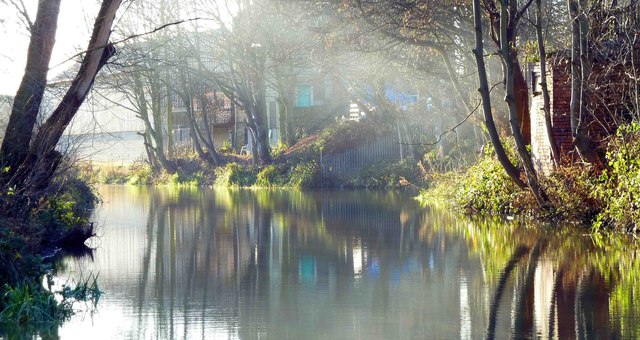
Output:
0,0,99,95
0,1,232,96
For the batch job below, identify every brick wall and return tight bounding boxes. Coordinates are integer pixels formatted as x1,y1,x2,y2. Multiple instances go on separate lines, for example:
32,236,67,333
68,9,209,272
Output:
530,55,631,174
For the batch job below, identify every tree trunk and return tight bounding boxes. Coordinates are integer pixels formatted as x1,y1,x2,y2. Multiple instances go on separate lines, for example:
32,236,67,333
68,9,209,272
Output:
133,72,176,174
166,84,175,159
568,0,603,165
500,0,549,207
180,88,216,166
141,130,161,173
239,88,272,165
472,0,526,189
278,68,296,146
0,0,61,183
9,0,123,194
197,87,222,165
536,0,561,166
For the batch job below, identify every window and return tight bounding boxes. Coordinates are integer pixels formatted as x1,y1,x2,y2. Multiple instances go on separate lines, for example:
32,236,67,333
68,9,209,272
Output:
295,85,312,107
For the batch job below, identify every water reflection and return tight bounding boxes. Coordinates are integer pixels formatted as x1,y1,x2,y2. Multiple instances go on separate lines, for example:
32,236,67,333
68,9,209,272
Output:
52,186,640,339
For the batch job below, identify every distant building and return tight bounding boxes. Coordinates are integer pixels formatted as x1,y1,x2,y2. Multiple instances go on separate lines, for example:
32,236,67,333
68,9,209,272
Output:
0,95,12,144
264,71,349,146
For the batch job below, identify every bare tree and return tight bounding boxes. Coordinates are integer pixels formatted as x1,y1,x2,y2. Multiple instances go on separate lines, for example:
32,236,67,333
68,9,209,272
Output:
0,0,122,217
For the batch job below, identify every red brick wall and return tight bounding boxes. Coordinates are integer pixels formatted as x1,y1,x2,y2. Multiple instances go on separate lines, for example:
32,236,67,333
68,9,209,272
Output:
530,55,631,174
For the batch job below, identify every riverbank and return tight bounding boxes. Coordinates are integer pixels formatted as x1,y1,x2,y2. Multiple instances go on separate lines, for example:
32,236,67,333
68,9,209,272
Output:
81,122,427,191
0,178,101,331
420,125,640,232
83,158,425,191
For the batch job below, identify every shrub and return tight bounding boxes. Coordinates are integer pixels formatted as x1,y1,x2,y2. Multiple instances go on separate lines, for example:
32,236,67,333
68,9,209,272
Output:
423,144,529,215
542,164,601,223
214,162,257,187
0,282,68,324
256,165,286,187
593,123,640,231
288,161,322,188
127,161,153,185
271,141,288,160
219,140,234,154
0,272,102,325
352,161,425,190
35,179,98,234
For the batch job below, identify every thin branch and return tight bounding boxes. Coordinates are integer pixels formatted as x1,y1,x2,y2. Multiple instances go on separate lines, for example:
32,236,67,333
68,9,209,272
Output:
8,0,33,31
50,17,215,70
398,99,482,146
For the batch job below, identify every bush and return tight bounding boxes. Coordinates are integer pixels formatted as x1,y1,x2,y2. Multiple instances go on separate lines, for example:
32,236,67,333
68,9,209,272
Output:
214,162,257,187
35,179,98,235
423,145,529,215
0,272,102,326
593,123,640,231
288,161,322,188
256,165,286,187
127,161,153,185
271,141,288,160
542,164,601,223
351,161,425,190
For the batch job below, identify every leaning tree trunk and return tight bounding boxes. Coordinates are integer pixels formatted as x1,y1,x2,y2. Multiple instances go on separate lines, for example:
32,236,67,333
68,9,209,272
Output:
0,0,61,186
472,0,526,189
19,0,123,195
536,0,561,166
500,0,549,207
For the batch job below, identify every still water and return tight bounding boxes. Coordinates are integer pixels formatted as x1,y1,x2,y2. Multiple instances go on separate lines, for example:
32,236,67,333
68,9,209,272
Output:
53,185,640,339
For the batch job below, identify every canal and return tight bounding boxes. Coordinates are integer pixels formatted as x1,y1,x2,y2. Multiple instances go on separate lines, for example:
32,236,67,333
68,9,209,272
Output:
51,185,640,339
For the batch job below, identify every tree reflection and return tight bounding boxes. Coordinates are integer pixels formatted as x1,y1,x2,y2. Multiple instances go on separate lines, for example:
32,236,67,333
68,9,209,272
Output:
423,205,640,339
56,187,640,339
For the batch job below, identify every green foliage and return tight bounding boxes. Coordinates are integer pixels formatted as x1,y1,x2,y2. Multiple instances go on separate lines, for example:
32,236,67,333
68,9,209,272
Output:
593,123,640,231
214,162,258,187
428,148,527,215
0,224,41,287
0,272,102,326
127,161,154,185
36,179,97,232
256,164,286,187
542,164,601,222
521,40,540,63
424,123,640,230
0,282,68,324
162,171,207,187
271,141,288,159
57,272,102,307
288,161,322,188
219,140,234,154
351,161,425,190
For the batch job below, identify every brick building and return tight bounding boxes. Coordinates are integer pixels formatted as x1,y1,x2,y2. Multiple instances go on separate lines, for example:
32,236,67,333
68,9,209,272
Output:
529,53,633,174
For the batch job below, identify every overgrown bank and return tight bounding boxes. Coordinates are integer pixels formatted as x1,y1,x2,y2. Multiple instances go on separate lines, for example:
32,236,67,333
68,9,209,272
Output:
85,122,427,191
421,124,640,232
0,177,101,333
